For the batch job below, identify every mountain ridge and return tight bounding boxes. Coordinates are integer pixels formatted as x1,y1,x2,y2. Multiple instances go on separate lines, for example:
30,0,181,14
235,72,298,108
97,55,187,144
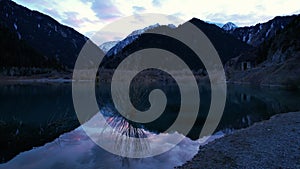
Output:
229,15,298,47
226,14,300,87
0,0,90,69
100,17,252,72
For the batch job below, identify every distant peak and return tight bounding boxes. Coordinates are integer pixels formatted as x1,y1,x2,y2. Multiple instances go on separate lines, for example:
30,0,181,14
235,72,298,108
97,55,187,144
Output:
99,41,119,54
222,22,238,31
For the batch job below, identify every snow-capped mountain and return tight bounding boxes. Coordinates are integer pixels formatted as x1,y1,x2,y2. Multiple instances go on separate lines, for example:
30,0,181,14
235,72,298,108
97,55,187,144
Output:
226,14,300,86
222,22,237,31
105,23,176,56
128,23,176,37
128,23,160,36
106,34,140,56
99,41,119,53
101,18,252,70
228,15,297,47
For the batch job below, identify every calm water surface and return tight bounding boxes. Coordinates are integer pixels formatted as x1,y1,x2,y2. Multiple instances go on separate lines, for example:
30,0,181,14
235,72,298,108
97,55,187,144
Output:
0,83,299,169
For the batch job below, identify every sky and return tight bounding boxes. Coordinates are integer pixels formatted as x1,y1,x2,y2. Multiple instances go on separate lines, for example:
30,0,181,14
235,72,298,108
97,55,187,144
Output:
13,0,300,41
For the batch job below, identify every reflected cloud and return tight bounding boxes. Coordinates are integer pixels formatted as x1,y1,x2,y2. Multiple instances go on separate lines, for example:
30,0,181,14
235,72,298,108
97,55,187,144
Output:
1,112,201,169
101,112,150,157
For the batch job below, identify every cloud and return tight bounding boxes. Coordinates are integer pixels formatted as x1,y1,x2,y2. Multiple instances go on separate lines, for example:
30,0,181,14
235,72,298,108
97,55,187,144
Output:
14,0,63,20
15,0,54,7
292,10,300,15
13,0,300,37
255,5,266,11
132,6,146,13
62,12,89,28
79,0,94,3
90,0,122,20
206,13,273,26
152,0,161,7
42,8,63,20
167,13,185,24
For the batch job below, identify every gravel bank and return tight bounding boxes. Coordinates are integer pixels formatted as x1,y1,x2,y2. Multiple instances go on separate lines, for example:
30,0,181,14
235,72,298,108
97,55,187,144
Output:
176,111,300,169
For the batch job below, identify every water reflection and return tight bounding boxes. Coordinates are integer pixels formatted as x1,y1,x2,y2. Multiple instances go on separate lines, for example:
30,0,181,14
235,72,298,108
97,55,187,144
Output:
102,111,150,158
0,110,202,169
0,83,300,166
0,83,79,163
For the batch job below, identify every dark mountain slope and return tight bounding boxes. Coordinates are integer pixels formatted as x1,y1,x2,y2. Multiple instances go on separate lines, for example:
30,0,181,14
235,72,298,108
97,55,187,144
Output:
189,18,252,63
101,18,252,72
0,24,63,75
0,0,88,69
229,15,297,47
226,15,300,88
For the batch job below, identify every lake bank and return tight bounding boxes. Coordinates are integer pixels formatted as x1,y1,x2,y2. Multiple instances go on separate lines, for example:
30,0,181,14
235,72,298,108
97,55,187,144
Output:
1,74,299,91
176,111,300,169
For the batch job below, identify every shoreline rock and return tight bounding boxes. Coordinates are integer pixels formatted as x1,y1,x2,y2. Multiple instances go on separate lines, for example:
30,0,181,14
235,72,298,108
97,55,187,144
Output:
176,111,300,169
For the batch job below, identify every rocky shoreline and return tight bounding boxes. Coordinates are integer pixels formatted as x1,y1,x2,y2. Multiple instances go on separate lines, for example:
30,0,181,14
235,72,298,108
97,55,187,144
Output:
176,111,300,169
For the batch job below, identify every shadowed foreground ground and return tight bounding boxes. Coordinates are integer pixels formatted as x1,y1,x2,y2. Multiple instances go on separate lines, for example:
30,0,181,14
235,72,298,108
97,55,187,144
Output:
176,111,300,169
